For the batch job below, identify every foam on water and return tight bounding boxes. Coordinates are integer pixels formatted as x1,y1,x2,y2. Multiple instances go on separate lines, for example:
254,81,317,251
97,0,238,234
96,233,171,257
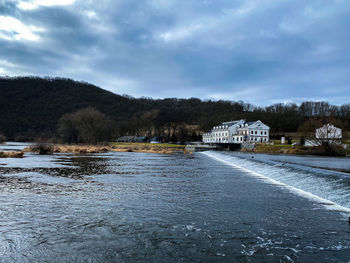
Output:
202,151,350,214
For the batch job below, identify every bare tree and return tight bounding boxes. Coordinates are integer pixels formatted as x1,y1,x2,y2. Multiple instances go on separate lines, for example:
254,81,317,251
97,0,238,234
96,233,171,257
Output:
58,107,116,144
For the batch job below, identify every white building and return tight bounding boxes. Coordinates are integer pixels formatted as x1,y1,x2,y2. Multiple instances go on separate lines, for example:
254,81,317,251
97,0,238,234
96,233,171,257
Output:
316,124,342,140
202,120,270,144
305,124,342,146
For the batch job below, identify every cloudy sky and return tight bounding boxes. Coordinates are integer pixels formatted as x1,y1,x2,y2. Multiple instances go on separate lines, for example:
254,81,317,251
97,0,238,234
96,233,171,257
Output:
0,0,349,105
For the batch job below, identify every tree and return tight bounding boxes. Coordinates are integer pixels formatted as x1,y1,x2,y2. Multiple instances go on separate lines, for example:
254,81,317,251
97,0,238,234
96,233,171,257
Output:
58,107,116,144
0,133,6,143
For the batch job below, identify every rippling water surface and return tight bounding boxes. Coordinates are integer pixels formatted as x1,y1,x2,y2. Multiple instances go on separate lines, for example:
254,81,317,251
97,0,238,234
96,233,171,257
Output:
0,143,350,262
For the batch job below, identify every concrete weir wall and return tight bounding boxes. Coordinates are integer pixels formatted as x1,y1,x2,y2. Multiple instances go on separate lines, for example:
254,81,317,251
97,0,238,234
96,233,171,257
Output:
185,145,218,152
185,143,243,152
241,142,255,151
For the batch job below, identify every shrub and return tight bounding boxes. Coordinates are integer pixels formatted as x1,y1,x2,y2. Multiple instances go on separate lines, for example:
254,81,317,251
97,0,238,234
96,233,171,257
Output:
30,143,54,155
0,134,6,143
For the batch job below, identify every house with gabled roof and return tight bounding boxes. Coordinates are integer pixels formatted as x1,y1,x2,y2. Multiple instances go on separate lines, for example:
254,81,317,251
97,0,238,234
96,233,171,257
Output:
202,120,270,144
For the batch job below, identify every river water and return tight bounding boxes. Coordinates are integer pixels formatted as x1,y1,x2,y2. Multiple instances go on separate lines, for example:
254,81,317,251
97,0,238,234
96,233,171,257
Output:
0,142,350,262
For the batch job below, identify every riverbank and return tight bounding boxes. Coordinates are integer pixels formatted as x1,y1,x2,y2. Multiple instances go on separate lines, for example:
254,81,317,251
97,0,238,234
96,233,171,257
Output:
0,151,24,158
110,142,186,154
241,143,347,156
23,142,187,155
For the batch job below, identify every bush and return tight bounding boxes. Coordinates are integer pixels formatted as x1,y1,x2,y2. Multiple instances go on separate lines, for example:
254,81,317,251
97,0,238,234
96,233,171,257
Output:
0,134,6,143
30,143,54,155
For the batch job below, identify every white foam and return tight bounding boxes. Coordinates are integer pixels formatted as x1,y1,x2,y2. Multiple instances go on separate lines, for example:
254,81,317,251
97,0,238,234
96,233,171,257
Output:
202,151,350,214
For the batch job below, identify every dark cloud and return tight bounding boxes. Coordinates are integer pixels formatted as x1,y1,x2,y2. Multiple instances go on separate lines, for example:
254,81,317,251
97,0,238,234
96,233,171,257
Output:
0,0,349,105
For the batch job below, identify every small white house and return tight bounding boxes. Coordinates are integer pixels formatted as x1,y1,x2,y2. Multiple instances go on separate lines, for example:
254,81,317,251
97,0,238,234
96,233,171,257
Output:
202,119,270,144
305,124,342,146
316,124,342,140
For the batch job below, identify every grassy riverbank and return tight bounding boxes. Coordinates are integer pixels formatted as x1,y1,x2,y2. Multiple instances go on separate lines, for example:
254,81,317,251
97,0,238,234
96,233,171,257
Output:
24,142,187,155
0,151,24,158
110,142,186,154
242,143,346,156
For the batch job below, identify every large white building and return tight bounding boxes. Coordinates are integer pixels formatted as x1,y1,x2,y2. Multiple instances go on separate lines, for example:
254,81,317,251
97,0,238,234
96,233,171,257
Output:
202,119,270,144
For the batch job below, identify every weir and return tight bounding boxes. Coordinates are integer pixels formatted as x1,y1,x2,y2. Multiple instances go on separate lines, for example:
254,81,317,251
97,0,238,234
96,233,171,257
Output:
185,143,242,152
202,151,350,215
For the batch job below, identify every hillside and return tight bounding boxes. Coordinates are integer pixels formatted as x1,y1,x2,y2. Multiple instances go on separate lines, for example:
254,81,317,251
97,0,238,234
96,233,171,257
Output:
0,77,255,140
0,77,146,139
0,76,348,142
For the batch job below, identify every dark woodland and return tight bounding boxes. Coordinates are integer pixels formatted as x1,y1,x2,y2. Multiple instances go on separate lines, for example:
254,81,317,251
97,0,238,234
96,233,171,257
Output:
0,77,349,143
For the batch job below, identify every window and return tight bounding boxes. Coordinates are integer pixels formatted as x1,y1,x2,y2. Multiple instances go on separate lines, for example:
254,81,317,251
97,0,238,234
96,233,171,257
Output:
261,131,263,135
255,131,257,134
264,131,267,135
251,131,253,134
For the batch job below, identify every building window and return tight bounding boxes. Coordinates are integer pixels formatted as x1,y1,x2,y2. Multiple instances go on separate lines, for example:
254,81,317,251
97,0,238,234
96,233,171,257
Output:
251,131,253,134
255,131,257,134
261,131,263,135
264,131,267,135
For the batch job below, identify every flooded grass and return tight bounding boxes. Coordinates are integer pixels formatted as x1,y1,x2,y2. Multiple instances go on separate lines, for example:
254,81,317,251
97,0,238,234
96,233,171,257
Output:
0,151,24,158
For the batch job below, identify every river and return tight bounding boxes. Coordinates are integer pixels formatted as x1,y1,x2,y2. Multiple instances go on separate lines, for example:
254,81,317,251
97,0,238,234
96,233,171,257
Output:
0,142,349,262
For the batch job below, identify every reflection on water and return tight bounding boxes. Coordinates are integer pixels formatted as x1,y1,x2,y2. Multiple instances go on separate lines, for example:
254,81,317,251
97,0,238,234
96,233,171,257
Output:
0,143,350,262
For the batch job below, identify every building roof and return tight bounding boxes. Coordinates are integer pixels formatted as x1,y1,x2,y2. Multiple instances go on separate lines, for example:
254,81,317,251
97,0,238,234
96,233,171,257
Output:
246,121,256,125
221,119,245,126
317,124,341,130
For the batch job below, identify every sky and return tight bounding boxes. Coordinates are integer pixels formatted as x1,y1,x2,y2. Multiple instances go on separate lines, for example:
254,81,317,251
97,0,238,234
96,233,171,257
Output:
0,0,350,105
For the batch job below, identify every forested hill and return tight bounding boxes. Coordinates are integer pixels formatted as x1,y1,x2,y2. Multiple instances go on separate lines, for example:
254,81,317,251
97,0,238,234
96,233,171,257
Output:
0,76,349,141
0,77,145,139
0,77,245,140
